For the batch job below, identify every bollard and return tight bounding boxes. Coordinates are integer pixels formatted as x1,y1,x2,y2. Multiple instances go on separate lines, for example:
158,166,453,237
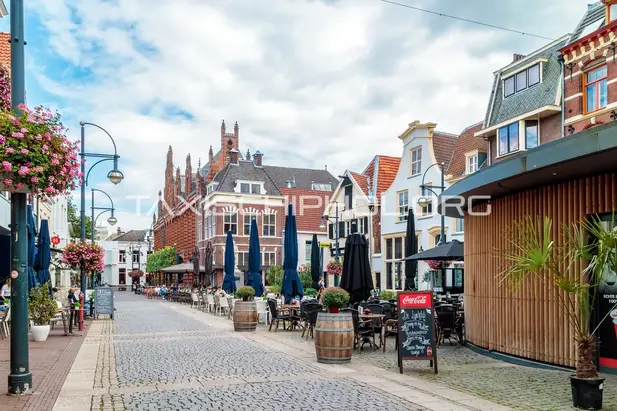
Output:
78,294,84,331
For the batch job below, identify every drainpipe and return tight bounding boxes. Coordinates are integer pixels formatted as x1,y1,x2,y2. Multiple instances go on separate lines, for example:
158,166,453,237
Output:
559,55,565,138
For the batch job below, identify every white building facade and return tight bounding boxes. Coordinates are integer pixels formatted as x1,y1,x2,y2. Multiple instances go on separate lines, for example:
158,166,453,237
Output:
100,229,152,287
380,121,458,291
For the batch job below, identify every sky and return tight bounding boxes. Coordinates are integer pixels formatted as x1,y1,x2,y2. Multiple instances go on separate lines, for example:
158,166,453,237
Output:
0,0,591,231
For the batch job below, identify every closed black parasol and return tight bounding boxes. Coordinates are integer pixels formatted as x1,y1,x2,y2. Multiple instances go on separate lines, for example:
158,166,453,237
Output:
340,233,373,304
404,208,417,290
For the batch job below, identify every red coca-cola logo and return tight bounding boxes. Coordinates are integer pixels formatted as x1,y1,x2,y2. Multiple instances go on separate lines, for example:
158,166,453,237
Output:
400,293,431,308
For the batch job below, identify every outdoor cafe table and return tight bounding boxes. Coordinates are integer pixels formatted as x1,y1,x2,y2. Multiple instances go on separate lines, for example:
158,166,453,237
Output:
279,304,301,330
360,313,386,349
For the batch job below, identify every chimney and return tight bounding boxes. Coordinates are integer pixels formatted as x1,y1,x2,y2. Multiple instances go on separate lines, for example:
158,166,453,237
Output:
229,148,239,165
246,149,251,161
253,150,263,167
513,53,525,62
286,180,291,188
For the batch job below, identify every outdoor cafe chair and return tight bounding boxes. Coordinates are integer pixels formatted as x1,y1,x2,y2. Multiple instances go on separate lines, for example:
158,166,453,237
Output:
267,299,292,332
344,308,375,351
301,303,322,339
206,295,215,313
436,305,460,346
255,299,269,324
0,306,10,340
217,297,230,316
191,293,200,309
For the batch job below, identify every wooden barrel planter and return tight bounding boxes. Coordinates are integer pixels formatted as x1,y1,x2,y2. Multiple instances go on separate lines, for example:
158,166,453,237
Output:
233,301,257,332
314,312,354,364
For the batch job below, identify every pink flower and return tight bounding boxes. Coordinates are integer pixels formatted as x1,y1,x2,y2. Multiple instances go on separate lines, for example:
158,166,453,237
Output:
16,183,23,190
51,159,59,166
3,179,12,185
2,161,11,172
18,166,29,175
30,177,38,183
20,128,27,133
20,148,29,155
0,136,5,144
11,132,24,139
5,147,14,154
35,134,42,140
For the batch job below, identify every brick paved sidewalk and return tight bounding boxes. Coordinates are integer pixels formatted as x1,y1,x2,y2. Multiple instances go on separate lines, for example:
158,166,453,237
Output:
0,321,90,411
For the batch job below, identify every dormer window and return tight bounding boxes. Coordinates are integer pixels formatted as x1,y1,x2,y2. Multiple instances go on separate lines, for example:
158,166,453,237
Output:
235,180,265,195
503,63,541,98
610,2,617,22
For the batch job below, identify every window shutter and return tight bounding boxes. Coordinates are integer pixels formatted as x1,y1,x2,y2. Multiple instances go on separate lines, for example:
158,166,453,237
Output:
351,219,358,233
338,221,345,237
363,217,369,234
328,223,334,240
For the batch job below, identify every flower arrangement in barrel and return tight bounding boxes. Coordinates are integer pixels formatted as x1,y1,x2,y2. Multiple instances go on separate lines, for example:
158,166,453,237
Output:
0,97,81,196
62,241,105,272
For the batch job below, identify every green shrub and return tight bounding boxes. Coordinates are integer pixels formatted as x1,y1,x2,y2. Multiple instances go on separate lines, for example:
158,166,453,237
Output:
28,282,57,325
266,265,284,287
380,290,396,301
322,287,349,309
268,285,281,294
305,288,317,297
236,286,255,299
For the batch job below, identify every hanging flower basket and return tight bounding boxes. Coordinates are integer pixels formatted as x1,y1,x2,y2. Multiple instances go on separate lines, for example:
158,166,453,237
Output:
62,241,105,272
0,103,81,197
129,269,144,278
326,261,343,277
426,260,451,270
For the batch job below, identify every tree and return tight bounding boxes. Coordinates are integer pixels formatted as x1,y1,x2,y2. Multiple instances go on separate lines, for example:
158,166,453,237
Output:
67,197,92,239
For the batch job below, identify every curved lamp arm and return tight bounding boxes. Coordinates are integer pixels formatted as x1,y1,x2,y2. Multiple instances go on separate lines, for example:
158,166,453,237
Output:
94,209,111,226
420,162,444,198
85,158,112,186
80,121,118,156
92,188,115,209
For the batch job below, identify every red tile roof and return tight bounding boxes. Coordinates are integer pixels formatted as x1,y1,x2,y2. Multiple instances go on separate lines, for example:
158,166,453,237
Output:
0,33,10,70
361,155,401,203
349,172,368,195
446,122,486,179
432,131,458,166
280,187,330,232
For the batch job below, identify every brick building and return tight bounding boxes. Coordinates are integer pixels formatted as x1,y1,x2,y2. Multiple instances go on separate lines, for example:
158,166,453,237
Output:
560,1,617,134
197,149,337,286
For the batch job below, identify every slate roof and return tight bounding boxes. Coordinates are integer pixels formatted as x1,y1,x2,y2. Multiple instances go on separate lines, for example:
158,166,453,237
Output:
432,131,458,166
280,187,329,232
446,122,486,179
263,165,338,191
483,37,568,129
212,160,282,195
110,230,149,242
0,33,9,69
569,2,605,43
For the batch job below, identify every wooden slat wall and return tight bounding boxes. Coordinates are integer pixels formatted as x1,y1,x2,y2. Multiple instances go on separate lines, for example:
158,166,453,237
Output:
465,172,617,367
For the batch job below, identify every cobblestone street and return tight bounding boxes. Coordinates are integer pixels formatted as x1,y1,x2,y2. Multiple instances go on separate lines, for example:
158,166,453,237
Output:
55,293,511,411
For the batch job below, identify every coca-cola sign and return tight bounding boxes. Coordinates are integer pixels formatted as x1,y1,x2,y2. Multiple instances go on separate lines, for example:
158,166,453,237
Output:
399,293,431,308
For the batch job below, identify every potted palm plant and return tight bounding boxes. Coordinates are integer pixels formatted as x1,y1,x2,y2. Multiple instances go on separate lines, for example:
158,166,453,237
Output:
233,286,257,332
28,282,57,342
499,215,617,410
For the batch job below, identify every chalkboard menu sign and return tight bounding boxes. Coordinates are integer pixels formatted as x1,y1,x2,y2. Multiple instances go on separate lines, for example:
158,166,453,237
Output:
397,291,437,374
95,287,114,319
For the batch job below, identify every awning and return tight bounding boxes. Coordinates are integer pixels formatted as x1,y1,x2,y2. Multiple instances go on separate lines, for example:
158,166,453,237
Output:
160,262,206,273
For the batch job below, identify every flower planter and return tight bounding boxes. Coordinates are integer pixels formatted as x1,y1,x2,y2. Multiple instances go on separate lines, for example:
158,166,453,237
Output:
570,375,605,410
31,324,50,342
233,301,257,332
329,307,340,313
314,311,354,364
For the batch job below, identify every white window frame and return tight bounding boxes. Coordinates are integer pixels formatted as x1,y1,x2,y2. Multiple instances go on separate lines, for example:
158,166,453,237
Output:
305,241,312,262
262,212,276,237
119,250,126,263
384,235,405,290
243,213,256,236
263,251,276,266
410,147,422,176
223,211,237,235
397,190,408,222
240,183,250,194
455,218,464,233
468,154,478,174
235,180,266,195
503,63,542,98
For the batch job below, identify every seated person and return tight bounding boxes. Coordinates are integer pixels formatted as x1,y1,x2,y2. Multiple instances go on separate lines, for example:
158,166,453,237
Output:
160,285,168,297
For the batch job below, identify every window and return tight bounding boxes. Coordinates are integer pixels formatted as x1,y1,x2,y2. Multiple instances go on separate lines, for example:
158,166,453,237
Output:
385,238,392,260
263,213,276,237
344,185,353,210
238,252,249,267
207,184,215,195
305,241,312,262
385,236,405,290
455,218,464,233
498,122,519,155
263,251,276,266
224,211,237,235
328,223,334,240
119,268,126,285
410,147,422,176
358,217,367,235
394,237,402,259
311,183,332,191
394,262,402,290
397,190,408,222
119,250,126,263
240,183,250,194
503,63,541,97
243,213,256,235
525,120,539,149
610,4,617,22
251,184,260,194
585,65,608,113
468,155,478,174
434,234,442,246
386,263,393,289
375,272,381,289
132,250,139,264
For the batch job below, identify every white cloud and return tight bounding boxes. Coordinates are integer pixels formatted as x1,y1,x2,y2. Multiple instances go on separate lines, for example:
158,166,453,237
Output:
26,0,587,230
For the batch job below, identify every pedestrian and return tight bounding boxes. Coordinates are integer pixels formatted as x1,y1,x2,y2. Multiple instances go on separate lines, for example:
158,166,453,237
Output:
67,287,79,335
317,276,325,303
0,278,11,303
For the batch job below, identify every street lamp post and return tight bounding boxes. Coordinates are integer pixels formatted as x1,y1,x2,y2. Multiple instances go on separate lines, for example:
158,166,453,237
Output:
417,162,446,246
79,122,124,297
8,0,32,394
90,188,117,289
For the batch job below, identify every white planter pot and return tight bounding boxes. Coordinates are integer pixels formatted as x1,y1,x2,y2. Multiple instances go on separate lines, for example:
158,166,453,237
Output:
31,324,50,342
